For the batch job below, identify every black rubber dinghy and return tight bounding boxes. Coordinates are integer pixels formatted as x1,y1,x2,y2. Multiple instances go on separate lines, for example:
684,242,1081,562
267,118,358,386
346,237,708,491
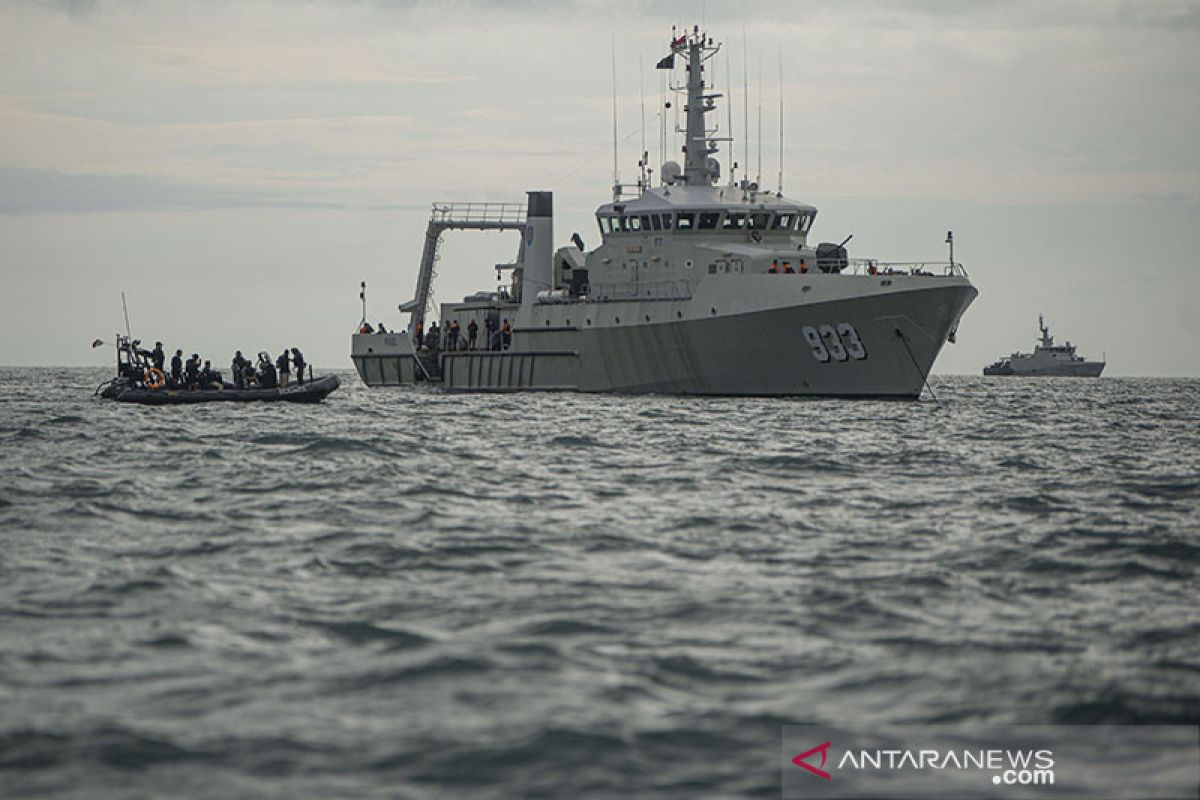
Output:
99,374,340,405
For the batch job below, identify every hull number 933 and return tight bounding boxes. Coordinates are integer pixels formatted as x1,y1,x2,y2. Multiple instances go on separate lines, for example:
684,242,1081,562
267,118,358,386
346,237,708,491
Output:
802,323,868,363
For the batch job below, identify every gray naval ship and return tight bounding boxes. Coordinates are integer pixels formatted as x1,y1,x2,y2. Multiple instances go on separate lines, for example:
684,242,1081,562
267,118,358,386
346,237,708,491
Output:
352,26,977,398
983,315,1105,377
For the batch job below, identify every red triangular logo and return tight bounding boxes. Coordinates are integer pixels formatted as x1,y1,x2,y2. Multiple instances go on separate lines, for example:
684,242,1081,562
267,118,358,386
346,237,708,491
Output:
792,741,832,780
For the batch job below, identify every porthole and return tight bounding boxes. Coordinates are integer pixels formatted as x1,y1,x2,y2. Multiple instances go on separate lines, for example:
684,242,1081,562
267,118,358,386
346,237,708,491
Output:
685,259,694,269
802,285,812,293
586,319,592,325
615,316,620,324
545,319,550,326
710,307,717,315
645,314,651,322
676,311,683,319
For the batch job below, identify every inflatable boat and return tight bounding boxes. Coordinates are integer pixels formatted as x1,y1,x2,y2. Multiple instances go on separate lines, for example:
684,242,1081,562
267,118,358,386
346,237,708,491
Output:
98,373,340,405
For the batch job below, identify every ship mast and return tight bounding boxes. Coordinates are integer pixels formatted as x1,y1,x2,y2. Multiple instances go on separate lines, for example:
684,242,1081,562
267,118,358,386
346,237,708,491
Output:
678,26,723,187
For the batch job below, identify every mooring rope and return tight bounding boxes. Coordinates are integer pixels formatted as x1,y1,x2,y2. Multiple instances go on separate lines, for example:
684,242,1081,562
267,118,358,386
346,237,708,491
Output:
895,327,939,404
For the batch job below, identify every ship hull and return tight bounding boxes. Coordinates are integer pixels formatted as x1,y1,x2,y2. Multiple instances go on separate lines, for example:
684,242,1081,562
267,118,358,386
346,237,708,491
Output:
353,277,976,398
983,361,1104,377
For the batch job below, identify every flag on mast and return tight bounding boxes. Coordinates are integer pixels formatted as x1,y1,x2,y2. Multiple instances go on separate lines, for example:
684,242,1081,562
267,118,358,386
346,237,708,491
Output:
655,53,674,69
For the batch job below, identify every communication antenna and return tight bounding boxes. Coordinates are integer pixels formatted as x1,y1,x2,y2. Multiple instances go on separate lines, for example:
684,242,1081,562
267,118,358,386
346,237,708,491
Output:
778,49,784,195
659,67,666,180
611,35,619,198
359,281,367,325
121,291,131,339
639,53,647,191
756,55,763,186
742,28,749,191
725,48,735,184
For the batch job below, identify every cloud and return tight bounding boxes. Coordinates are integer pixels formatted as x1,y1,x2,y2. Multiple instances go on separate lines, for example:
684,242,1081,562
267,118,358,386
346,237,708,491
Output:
0,167,334,214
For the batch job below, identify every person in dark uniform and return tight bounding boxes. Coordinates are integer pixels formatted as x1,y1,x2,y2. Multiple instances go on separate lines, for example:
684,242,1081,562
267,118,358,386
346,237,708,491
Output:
184,354,200,388
170,349,183,386
414,321,424,349
467,319,479,350
257,353,277,388
291,348,306,384
151,342,166,371
486,317,499,351
501,319,511,350
426,322,440,353
231,351,248,389
448,320,460,351
198,360,220,389
276,349,290,387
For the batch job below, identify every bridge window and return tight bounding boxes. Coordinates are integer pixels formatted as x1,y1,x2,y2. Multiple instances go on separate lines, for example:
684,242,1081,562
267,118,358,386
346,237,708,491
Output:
748,213,771,231
648,214,661,231
798,214,813,233
660,213,673,230
698,212,720,230
773,212,796,231
722,212,746,230
676,212,696,230
627,216,642,232
599,216,615,235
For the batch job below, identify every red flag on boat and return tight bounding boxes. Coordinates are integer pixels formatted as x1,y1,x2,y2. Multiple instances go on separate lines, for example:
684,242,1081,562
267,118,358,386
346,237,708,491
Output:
671,34,686,49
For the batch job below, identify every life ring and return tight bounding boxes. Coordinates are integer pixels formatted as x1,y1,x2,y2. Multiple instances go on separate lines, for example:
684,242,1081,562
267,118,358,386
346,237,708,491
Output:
144,367,166,390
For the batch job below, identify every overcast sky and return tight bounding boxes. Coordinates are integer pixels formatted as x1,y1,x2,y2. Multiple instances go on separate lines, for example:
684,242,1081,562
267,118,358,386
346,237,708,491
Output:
1,0,1198,375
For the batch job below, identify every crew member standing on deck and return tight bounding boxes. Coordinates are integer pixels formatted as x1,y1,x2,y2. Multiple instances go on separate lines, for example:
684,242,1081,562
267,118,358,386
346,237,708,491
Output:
151,342,166,371
291,347,306,384
414,321,425,350
448,320,460,351
170,349,183,386
501,319,512,350
467,319,479,350
231,351,248,389
184,353,200,388
276,349,290,387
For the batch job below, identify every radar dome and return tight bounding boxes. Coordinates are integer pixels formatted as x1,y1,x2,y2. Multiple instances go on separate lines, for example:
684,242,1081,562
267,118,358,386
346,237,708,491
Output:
705,157,721,183
661,161,682,185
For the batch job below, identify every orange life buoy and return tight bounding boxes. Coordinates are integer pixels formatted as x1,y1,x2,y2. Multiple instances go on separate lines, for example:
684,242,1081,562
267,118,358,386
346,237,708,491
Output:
144,367,166,390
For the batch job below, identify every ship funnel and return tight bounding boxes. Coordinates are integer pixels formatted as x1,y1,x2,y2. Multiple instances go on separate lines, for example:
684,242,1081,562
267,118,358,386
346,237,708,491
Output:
520,191,553,307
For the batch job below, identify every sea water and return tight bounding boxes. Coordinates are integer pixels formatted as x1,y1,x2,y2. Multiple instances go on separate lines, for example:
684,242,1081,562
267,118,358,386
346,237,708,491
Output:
1,369,1197,797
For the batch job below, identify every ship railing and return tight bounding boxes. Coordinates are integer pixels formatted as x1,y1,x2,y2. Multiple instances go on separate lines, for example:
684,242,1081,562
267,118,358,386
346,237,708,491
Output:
845,259,968,277
586,280,695,302
430,202,527,225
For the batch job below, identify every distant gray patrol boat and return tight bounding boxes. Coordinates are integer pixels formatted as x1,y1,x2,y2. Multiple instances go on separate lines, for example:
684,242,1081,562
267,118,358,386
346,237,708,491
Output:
983,315,1105,377
352,25,977,397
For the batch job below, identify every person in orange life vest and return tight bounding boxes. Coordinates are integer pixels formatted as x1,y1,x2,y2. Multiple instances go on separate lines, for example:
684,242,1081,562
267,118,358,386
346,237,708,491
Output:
414,321,424,349
768,260,779,273
798,259,809,274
